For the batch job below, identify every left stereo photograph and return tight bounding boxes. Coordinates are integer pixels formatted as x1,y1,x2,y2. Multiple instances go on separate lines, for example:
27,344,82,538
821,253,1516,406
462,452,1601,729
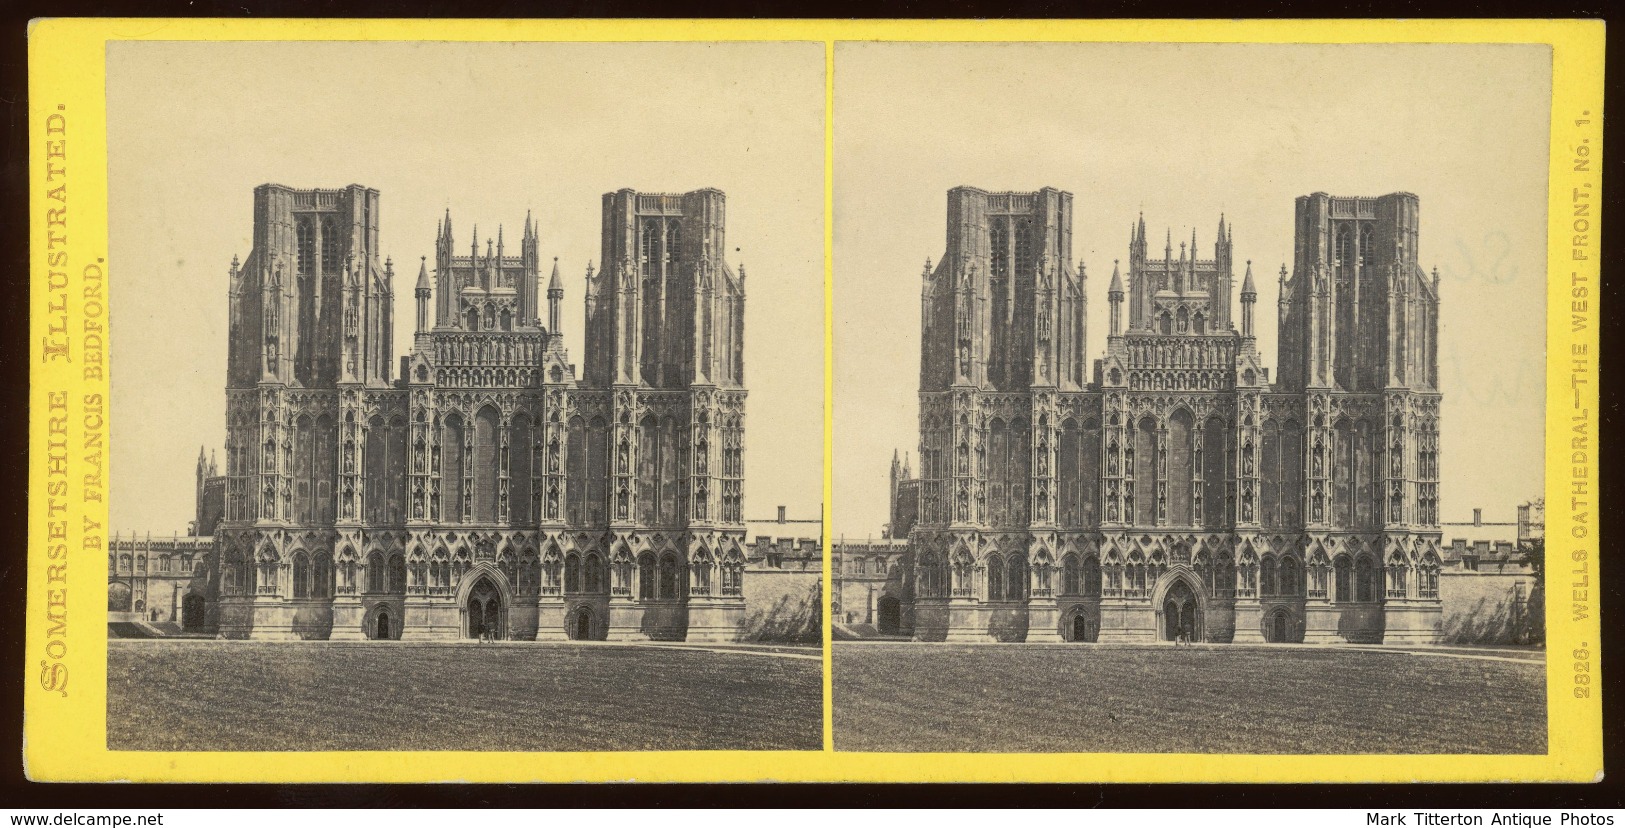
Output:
103,40,826,752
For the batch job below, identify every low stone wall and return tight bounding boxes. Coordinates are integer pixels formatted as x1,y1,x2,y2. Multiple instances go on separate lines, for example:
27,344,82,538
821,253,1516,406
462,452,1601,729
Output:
1440,571,1541,645
739,570,820,643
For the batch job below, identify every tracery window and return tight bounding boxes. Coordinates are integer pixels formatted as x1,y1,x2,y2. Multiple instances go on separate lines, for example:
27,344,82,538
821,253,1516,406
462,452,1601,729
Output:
638,552,656,600
321,215,342,273
1006,554,1026,601
296,217,314,274
1386,554,1408,598
659,553,680,600
585,554,604,594
1356,556,1377,602
1419,554,1440,599
1278,555,1300,597
367,552,386,593
564,553,581,593
990,217,1010,278
292,552,310,599
641,219,659,276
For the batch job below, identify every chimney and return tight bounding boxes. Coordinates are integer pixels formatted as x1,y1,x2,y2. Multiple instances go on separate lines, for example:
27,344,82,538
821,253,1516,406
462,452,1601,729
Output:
777,505,787,524
1473,508,1482,526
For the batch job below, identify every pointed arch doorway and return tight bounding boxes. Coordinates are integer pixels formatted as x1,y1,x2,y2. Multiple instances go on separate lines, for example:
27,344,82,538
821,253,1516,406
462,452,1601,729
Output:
568,605,593,641
1162,579,1202,642
465,575,505,640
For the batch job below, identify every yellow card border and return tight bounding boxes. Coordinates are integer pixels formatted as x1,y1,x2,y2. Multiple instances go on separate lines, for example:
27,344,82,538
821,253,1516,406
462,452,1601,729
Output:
26,17,1604,784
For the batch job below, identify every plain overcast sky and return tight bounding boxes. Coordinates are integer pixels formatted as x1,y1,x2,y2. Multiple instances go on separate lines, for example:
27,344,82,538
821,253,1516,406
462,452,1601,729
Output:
833,42,1551,538
108,40,825,533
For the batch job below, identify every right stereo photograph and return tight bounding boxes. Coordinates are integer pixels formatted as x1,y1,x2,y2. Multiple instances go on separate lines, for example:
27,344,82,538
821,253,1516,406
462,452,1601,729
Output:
831,42,1550,755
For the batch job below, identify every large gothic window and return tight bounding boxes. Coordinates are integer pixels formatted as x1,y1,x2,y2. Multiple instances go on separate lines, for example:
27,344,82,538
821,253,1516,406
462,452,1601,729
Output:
990,217,1010,278
1202,416,1228,529
567,416,609,526
1057,417,1101,527
640,220,662,381
988,420,1011,526
441,412,465,523
472,405,500,523
365,415,408,525
388,554,405,593
1061,553,1080,596
510,413,534,526
1134,417,1157,525
1356,555,1377,602
295,217,314,274
292,552,310,599
637,415,682,525
1332,419,1356,528
1007,554,1026,601
1261,419,1281,527
321,215,342,273
367,551,386,593
1279,555,1300,596
564,553,581,593
1013,218,1034,278
584,553,605,594
638,552,656,600
1355,419,1379,531
1168,409,1194,525
665,221,681,275
659,552,680,600
586,417,608,525
1281,420,1304,526
293,414,336,525
1333,555,1353,602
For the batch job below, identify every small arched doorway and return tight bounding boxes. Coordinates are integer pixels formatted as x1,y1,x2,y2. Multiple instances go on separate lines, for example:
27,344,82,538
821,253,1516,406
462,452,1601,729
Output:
466,576,503,640
569,605,593,640
876,596,901,634
1163,580,1201,642
181,593,206,631
1266,608,1291,643
374,609,391,640
1070,611,1097,643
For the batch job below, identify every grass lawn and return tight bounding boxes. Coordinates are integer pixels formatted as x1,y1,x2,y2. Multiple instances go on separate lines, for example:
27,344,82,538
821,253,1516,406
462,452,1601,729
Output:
109,640,821,752
834,643,1546,754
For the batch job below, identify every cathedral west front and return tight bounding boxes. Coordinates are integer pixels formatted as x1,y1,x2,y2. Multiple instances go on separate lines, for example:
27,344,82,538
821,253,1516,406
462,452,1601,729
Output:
187,183,751,641
897,186,1444,644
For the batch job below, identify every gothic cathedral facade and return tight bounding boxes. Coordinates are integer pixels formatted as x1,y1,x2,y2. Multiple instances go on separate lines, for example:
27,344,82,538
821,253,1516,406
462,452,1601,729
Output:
215,184,749,641
909,187,1443,644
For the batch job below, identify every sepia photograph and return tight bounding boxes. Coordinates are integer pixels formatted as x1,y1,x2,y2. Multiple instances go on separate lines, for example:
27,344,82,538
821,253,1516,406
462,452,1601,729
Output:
831,42,1552,754
103,40,826,752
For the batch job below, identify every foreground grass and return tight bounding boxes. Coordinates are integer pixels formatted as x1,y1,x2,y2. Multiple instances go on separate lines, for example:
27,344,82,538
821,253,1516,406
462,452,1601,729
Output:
834,644,1546,754
110,641,820,752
